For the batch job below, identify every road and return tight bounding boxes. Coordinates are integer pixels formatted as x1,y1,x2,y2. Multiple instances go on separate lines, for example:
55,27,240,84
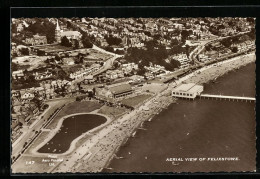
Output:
12,100,67,159
189,31,251,65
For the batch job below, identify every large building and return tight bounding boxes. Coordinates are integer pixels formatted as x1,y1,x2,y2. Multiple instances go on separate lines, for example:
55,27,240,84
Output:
172,83,203,99
55,20,82,43
97,82,133,99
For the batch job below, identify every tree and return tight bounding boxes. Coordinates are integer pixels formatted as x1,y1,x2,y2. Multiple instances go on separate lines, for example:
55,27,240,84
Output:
19,48,29,55
205,44,212,51
11,62,19,72
170,39,179,46
248,28,256,40
25,19,55,44
82,35,93,48
12,24,17,34
72,39,79,49
221,38,232,48
181,30,190,42
170,59,181,69
105,35,122,46
60,36,72,47
37,50,45,56
231,46,238,53
67,21,72,29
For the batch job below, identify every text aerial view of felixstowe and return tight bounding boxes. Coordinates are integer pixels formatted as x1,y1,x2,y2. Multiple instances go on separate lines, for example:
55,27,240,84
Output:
11,17,256,173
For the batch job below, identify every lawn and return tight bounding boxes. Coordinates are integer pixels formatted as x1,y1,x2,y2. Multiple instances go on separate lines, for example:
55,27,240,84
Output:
46,101,103,130
120,94,152,107
34,44,73,53
98,105,128,119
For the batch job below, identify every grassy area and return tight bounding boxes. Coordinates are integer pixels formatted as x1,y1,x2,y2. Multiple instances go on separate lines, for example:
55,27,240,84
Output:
46,101,103,130
98,105,128,118
34,44,73,53
24,131,50,155
120,94,152,107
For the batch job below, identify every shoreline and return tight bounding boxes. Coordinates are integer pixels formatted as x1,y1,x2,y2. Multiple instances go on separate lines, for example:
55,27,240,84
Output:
102,52,256,172
12,52,256,173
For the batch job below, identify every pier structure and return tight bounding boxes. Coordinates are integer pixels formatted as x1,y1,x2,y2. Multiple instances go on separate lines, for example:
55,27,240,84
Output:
172,83,204,99
199,94,255,102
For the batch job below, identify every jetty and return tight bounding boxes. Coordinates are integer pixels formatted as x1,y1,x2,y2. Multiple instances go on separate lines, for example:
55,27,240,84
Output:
199,94,255,102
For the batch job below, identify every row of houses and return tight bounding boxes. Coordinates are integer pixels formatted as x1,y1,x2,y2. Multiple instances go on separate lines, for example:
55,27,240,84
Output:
69,64,101,80
171,53,191,69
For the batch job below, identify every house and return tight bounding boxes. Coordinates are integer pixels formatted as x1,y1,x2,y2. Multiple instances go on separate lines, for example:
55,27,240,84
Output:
84,75,95,84
145,22,158,31
144,72,155,80
63,57,75,65
16,23,24,32
12,90,20,98
34,70,53,80
128,75,145,84
12,70,24,80
25,34,48,46
20,90,35,100
60,31,82,40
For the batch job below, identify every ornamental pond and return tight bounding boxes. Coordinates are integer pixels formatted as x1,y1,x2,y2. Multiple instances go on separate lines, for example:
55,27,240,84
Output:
38,114,107,154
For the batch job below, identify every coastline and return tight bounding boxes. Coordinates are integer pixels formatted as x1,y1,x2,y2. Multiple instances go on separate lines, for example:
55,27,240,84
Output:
101,52,256,172
13,52,255,173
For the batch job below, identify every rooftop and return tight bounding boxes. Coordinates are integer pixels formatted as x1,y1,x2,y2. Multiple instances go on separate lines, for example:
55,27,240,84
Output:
107,83,133,95
173,83,203,93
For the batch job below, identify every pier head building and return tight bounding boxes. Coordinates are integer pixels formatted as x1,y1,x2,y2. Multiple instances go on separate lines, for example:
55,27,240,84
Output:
172,83,203,99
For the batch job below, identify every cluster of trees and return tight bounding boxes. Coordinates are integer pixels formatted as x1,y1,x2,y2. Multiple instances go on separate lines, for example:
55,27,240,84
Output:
60,36,80,49
125,42,184,75
81,33,93,48
24,18,56,44
19,48,30,55
180,30,193,42
103,46,124,55
104,35,122,46
61,36,72,47
11,62,19,72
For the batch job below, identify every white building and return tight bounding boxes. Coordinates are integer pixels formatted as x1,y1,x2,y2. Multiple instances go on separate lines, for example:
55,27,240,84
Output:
172,83,203,99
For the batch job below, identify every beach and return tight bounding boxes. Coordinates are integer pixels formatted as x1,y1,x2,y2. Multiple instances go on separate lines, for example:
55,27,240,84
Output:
39,52,256,173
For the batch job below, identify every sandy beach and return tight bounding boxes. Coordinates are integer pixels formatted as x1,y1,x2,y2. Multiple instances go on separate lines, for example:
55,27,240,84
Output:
12,52,255,173
184,53,256,85
50,52,256,173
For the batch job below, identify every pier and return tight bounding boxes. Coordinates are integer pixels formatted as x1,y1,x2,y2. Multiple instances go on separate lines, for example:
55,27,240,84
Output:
199,94,255,102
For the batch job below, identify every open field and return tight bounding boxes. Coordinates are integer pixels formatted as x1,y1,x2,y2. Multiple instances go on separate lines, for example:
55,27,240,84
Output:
141,83,168,94
33,44,73,53
46,101,103,130
85,48,113,60
98,105,128,119
12,55,52,71
120,94,152,107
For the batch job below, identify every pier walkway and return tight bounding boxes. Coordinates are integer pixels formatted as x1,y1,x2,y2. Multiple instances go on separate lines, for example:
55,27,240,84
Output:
199,94,255,102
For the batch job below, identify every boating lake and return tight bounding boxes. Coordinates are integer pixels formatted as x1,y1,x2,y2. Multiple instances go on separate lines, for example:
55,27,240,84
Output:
38,114,107,154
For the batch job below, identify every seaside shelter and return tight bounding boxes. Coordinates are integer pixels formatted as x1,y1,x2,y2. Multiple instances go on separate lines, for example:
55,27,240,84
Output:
172,83,203,99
